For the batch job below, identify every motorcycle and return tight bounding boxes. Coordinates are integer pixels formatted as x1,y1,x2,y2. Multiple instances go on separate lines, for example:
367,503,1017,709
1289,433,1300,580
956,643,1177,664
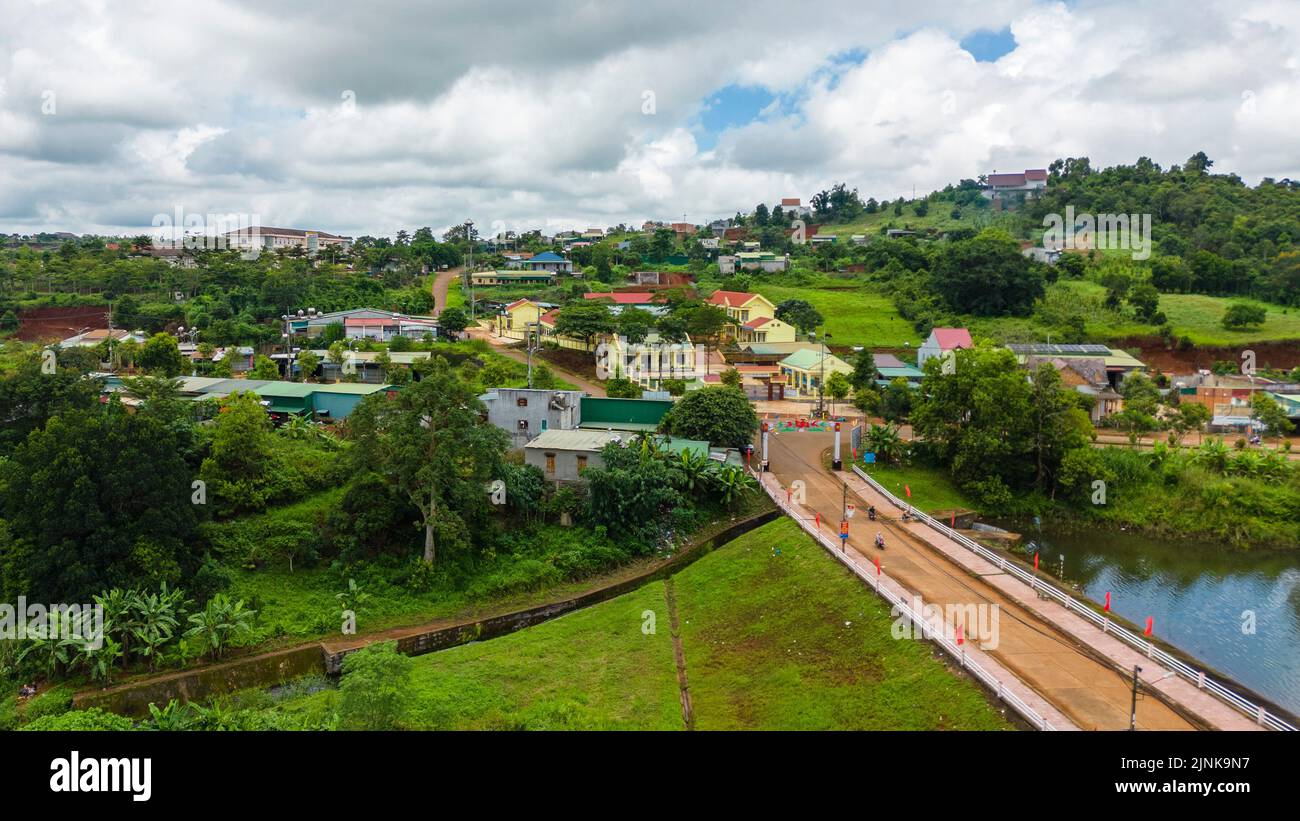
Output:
867,506,877,521
874,533,885,550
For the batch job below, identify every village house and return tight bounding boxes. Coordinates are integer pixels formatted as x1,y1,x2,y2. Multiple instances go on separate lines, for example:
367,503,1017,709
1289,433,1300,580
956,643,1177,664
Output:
916,327,973,370
981,169,1049,201
779,197,812,219
703,290,796,344
872,353,924,387
479,387,584,449
471,269,556,287
495,298,557,340
59,328,149,348
523,251,574,274
524,429,709,484
1023,354,1124,422
778,347,853,400
717,251,789,274
1007,343,1145,391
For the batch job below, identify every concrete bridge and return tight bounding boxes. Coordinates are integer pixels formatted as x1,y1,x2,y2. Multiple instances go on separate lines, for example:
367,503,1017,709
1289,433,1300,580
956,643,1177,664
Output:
759,426,1283,731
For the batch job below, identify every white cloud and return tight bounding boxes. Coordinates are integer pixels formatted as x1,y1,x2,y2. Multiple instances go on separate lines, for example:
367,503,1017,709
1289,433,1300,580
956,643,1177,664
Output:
1,0,1297,237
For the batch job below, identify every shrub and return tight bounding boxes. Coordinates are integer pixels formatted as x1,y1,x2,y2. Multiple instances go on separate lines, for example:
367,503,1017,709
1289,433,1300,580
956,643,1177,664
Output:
21,707,135,731
337,641,413,730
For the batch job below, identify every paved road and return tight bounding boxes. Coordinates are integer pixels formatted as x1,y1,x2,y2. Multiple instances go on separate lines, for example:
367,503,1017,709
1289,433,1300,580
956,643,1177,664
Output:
430,266,463,317
765,428,1200,731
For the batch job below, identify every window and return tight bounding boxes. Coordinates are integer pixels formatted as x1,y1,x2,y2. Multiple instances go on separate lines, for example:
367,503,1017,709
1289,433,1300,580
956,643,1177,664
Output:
517,397,528,407
576,455,587,473
545,453,556,474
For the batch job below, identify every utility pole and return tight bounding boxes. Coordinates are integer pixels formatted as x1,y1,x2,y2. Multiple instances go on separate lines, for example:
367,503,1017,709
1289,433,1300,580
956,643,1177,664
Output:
465,220,475,321
1129,665,1142,731
526,321,541,388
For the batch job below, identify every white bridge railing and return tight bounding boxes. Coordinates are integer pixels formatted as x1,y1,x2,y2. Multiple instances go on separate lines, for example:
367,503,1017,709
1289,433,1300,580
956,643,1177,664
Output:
851,464,1296,732
756,473,1061,731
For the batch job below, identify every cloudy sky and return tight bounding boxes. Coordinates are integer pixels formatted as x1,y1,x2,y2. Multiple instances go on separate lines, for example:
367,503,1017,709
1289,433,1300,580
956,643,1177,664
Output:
2,0,1298,239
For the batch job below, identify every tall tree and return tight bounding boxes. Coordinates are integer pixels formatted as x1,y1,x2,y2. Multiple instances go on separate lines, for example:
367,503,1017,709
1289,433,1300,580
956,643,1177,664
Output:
346,367,509,564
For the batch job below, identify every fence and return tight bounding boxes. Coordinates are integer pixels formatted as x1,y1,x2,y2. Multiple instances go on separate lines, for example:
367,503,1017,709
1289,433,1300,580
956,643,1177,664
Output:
755,472,1061,731
851,464,1296,732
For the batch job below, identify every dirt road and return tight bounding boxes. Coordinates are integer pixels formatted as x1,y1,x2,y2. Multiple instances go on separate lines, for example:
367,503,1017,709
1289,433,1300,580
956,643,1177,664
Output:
430,266,463,317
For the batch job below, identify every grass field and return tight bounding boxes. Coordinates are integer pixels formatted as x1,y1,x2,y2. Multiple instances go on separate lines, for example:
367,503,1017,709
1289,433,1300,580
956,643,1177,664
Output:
861,462,978,514
255,517,1012,730
756,281,920,348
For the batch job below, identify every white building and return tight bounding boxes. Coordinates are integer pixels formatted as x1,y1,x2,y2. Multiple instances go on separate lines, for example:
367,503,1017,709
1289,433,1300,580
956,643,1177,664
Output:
223,226,353,254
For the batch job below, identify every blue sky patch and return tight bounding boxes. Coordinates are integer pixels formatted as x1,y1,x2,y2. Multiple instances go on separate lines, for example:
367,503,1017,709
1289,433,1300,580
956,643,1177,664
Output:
960,27,1017,62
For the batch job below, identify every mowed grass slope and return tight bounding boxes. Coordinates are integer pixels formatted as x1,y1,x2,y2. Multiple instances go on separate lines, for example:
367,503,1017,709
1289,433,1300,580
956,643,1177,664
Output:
260,518,1011,730
674,517,1009,730
757,282,919,348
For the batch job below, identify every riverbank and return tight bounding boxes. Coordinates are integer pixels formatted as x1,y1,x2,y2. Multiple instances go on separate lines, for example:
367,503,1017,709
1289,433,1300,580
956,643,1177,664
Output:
861,450,1299,552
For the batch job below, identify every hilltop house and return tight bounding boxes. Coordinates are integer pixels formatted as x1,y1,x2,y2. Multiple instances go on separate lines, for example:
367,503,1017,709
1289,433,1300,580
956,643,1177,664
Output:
223,226,352,254
524,251,574,274
718,251,789,274
981,169,1049,201
779,197,812,219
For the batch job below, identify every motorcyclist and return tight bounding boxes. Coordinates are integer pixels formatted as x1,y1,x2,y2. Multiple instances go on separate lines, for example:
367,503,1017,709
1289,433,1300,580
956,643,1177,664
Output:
874,532,885,550
867,505,877,521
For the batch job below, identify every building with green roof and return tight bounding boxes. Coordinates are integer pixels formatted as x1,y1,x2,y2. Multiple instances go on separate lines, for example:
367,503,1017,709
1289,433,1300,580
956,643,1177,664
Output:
779,348,852,399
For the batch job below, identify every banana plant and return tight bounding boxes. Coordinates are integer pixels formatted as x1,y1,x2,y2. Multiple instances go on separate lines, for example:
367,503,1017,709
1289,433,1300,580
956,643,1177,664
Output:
70,633,123,686
147,699,198,731
184,594,257,661
132,584,187,671
671,448,714,494
711,464,758,509
93,588,140,664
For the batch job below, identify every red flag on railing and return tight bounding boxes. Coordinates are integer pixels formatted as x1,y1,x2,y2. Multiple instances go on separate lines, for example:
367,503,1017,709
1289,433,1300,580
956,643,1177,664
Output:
904,485,911,498
1033,552,1039,571
1144,616,1154,636
1104,591,1111,612
957,625,965,646
815,513,820,529
874,556,880,576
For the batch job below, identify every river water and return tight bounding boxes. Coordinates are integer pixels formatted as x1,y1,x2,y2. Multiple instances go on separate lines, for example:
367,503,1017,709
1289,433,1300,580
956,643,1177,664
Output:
995,518,1300,717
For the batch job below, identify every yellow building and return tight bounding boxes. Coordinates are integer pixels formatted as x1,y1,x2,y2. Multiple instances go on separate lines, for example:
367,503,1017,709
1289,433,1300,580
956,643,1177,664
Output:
496,298,552,340
704,290,794,343
778,347,853,400
736,314,796,344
